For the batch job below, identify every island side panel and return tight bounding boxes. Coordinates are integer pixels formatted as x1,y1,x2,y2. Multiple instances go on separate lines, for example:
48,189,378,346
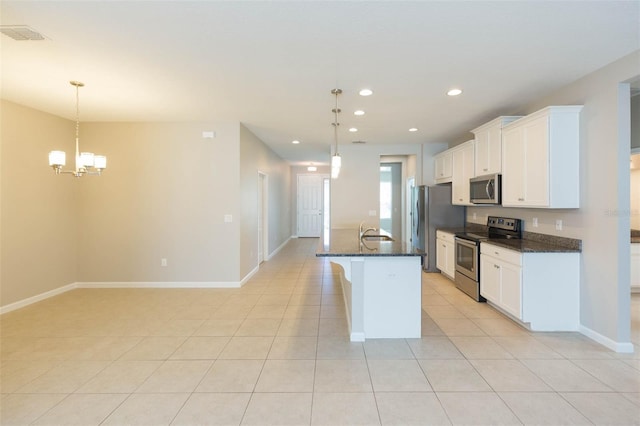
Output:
327,258,365,342
362,256,422,338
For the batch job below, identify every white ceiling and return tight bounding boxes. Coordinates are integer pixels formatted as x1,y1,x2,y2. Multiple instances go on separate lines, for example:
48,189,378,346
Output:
1,1,639,165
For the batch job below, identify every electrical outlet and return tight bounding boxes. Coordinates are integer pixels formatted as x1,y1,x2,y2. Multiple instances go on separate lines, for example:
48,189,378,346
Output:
369,210,377,217
555,219,563,231
161,258,167,267
224,214,233,223
532,217,538,227
472,212,477,220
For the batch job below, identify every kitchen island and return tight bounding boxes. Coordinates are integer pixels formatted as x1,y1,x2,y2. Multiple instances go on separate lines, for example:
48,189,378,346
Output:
316,229,423,341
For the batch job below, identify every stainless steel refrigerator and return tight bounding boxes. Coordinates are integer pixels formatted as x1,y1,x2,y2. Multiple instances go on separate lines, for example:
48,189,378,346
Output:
411,185,465,272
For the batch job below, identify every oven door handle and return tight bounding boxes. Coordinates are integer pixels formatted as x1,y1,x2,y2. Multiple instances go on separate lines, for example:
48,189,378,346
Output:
455,237,478,249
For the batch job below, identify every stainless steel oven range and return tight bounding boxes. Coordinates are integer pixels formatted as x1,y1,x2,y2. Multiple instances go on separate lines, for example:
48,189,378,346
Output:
454,216,522,301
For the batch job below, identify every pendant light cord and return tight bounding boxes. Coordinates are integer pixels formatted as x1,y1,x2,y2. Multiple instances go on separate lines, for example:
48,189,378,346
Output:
332,88,341,156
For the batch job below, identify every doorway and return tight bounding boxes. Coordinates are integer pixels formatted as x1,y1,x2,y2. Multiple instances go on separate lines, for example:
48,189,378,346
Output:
379,162,402,238
297,174,323,237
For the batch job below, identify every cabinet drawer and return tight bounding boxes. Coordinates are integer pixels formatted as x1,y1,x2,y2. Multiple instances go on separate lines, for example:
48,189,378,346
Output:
436,231,455,244
481,243,522,266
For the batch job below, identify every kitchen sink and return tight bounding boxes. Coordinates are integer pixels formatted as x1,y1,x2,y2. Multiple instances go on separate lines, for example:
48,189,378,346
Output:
361,235,394,242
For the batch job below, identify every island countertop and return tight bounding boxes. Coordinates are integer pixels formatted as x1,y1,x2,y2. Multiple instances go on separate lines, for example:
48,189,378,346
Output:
316,229,423,257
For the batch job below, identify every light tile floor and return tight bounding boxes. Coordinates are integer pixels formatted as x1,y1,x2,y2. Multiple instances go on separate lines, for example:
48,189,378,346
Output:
1,238,639,425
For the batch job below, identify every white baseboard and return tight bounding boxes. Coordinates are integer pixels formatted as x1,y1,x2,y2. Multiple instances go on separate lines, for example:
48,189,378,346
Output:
0,280,249,315
77,281,242,289
579,324,635,353
0,282,78,315
240,266,259,286
266,236,291,261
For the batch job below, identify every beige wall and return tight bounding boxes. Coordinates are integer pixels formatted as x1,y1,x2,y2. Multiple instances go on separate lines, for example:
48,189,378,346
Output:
1,111,292,307
331,143,422,229
1,100,78,306
239,124,292,277
467,50,640,347
78,121,242,283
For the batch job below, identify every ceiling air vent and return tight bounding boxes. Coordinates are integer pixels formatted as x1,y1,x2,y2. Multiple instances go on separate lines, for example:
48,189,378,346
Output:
0,25,46,41
352,140,367,144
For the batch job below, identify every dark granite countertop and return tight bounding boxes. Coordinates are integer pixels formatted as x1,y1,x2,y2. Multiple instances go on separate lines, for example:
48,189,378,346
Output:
316,229,422,257
632,229,640,244
483,231,581,253
437,225,583,253
482,238,581,253
437,224,487,235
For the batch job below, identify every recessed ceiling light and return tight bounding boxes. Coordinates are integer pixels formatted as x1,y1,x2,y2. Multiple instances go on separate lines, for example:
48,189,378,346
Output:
349,128,358,132
409,128,418,132
359,89,373,96
354,110,365,116
292,140,300,144
447,88,463,96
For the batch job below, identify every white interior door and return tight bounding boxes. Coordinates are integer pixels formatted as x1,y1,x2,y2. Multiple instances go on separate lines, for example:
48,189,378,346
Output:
297,174,323,237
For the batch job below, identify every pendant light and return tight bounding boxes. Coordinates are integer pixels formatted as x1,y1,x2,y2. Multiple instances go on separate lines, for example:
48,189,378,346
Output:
48,81,107,177
331,88,342,179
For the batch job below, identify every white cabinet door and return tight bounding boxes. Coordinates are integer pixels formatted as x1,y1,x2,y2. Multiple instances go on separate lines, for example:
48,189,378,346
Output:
435,151,453,183
500,261,522,319
473,117,521,176
502,125,526,206
444,240,455,278
474,125,502,175
502,115,549,207
480,255,501,304
436,237,455,279
502,106,581,208
452,141,475,205
521,115,549,207
436,238,447,272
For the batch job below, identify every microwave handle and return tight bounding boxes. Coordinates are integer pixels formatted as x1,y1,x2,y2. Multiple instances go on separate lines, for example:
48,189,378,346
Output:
486,180,494,199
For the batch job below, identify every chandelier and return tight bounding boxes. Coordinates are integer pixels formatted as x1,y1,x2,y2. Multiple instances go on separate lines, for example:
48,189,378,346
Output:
48,81,107,177
331,88,342,179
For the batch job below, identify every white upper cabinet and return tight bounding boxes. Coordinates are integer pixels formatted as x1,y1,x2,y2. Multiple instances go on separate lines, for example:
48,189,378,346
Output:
434,150,453,183
451,140,475,205
472,116,521,176
502,106,582,208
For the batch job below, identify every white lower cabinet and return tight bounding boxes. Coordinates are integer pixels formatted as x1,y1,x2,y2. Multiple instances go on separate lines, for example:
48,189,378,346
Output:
436,231,456,279
480,242,580,331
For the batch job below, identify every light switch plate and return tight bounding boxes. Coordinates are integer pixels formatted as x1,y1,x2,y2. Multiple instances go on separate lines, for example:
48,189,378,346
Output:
224,214,233,223
368,210,377,217
532,217,538,227
202,131,215,138
555,219,563,230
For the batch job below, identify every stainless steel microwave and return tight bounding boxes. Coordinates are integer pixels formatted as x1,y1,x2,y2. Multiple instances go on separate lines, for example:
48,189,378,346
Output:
470,174,501,204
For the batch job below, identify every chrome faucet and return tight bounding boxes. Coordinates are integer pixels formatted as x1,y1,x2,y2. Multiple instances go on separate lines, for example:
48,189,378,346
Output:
359,221,377,239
